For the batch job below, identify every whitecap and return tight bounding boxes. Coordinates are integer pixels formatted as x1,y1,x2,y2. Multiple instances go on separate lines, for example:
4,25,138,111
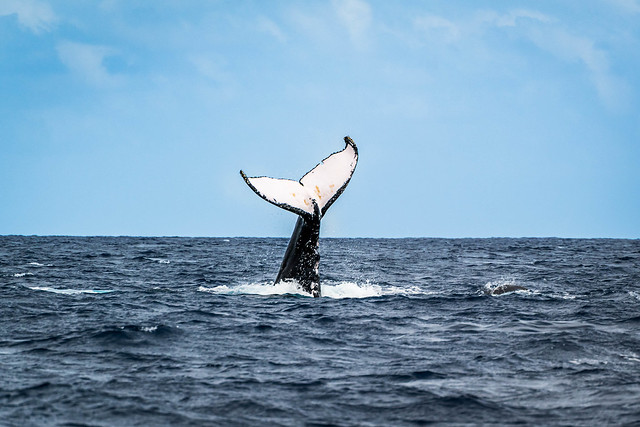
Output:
322,281,424,299
147,258,170,264
199,281,309,297
28,262,52,267
199,280,425,299
552,292,577,300
13,272,34,278
569,358,608,366
29,286,114,295
140,326,158,333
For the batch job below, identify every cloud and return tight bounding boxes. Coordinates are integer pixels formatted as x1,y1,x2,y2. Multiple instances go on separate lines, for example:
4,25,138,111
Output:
414,14,460,44
606,0,640,13
0,0,57,33
332,0,372,47
257,16,287,43
527,28,629,111
56,41,123,86
482,9,553,27
189,55,233,85
478,9,628,111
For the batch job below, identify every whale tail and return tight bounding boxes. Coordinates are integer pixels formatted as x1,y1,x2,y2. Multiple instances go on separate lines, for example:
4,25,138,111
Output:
240,136,358,219
240,136,358,297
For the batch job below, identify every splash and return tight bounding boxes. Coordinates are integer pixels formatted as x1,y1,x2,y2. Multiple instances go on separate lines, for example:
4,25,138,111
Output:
29,286,114,295
198,280,425,299
482,279,530,296
322,281,424,299
199,281,307,297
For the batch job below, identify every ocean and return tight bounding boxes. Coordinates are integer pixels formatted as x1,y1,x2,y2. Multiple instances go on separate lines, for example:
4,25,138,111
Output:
1,236,639,425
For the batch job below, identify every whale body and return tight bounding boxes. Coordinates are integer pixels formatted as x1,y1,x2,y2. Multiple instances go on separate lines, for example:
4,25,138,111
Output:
487,284,528,295
240,136,358,297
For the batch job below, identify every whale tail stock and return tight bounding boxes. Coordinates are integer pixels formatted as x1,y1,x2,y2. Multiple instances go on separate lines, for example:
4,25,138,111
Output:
240,136,359,297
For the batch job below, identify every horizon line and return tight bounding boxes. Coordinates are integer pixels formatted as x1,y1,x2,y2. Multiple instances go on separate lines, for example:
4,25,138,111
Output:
1,234,638,240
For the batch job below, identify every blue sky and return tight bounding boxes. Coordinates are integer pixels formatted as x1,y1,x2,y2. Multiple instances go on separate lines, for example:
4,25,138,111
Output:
1,0,639,238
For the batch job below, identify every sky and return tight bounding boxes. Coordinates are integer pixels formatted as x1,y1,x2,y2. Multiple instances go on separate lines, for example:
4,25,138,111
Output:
1,0,639,238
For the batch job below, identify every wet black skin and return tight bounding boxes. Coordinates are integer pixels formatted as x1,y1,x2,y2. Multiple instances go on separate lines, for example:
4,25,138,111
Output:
275,207,322,297
489,284,528,295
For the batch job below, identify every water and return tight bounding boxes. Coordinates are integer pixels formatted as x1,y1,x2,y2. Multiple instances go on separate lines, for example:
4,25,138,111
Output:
1,236,639,425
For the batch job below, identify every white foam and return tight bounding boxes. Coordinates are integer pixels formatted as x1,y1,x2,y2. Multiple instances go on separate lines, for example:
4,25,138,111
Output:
199,281,425,299
13,272,34,277
199,281,309,297
553,292,577,300
569,358,608,366
148,258,170,264
140,326,158,333
29,286,114,295
322,281,424,299
483,279,578,299
28,262,52,267
621,353,640,363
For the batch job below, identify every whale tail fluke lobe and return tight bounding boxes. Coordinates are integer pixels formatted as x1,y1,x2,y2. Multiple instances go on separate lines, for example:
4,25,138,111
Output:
240,136,358,297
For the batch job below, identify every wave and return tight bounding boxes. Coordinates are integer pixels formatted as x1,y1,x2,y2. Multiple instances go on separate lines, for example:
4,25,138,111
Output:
28,286,114,295
620,352,640,363
198,280,425,299
13,272,34,277
27,262,53,267
147,257,170,264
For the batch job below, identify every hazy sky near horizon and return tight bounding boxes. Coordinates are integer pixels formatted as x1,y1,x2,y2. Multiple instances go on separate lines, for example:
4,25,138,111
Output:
1,0,639,238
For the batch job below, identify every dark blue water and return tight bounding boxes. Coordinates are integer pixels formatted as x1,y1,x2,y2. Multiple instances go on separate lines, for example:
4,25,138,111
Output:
1,236,639,425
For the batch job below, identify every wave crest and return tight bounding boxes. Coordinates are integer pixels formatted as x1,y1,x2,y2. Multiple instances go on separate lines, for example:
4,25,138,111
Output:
28,286,114,295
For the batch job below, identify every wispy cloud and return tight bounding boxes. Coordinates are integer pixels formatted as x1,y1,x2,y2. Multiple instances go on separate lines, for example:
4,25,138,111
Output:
332,0,372,47
481,9,627,110
526,28,629,111
480,9,553,27
0,0,57,33
189,55,233,85
414,14,460,44
257,16,287,43
606,0,640,14
412,8,629,112
56,41,123,87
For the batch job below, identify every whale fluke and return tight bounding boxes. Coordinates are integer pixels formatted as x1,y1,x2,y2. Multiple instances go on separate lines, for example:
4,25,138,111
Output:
240,136,358,297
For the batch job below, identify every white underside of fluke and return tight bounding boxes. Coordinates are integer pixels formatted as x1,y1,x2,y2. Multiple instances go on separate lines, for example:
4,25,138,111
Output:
241,138,358,217
244,177,317,216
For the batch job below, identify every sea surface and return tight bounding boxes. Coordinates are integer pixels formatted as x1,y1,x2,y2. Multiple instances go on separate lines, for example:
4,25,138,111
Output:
1,236,639,426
